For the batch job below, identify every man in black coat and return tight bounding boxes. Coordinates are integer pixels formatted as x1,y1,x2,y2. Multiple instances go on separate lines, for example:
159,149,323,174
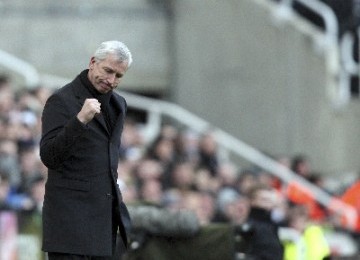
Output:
40,41,133,259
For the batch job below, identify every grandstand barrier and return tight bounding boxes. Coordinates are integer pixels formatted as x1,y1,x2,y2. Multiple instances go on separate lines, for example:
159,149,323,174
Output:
0,49,40,88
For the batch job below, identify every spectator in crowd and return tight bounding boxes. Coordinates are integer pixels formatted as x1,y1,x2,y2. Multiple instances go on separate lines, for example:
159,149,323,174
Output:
287,155,329,222
26,174,46,214
241,183,284,260
214,187,249,225
17,174,47,260
193,167,220,194
184,191,217,226
0,139,21,188
117,159,139,205
146,134,176,189
217,162,239,189
291,154,312,180
0,171,34,211
0,172,12,210
282,205,331,260
18,146,45,193
236,169,259,196
170,161,196,191
137,178,164,206
135,159,164,183
198,131,219,176
164,162,198,211
339,176,360,233
173,129,200,165
0,74,15,118
119,117,145,162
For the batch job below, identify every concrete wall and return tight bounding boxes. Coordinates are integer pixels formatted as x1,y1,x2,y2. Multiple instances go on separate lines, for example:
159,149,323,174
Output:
0,0,170,92
172,0,360,176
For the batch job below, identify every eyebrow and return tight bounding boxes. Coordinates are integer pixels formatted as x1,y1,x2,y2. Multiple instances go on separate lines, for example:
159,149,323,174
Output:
104,66,123,78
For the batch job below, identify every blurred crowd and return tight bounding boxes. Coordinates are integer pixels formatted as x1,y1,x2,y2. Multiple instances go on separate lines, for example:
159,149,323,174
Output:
0,73,360,259
0,74,48,215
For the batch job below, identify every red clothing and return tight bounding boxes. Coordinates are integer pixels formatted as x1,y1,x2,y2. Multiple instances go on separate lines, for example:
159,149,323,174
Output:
286,182,326,221
339,181,360,231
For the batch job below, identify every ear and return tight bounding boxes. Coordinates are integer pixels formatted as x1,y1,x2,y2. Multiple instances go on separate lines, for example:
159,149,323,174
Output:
89,57,96,69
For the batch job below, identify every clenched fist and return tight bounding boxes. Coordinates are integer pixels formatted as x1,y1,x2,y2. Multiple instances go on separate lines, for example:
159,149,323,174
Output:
77,98,101,124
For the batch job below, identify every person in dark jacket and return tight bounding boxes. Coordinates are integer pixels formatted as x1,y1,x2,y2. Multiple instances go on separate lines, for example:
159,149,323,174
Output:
241,183,284,260
40,40,133,259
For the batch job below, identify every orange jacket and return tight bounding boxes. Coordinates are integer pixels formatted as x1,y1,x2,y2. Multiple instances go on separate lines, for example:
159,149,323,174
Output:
286,182,326,221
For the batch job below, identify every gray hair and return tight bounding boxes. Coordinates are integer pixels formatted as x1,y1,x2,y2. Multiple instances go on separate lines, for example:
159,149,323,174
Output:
93,40,133,67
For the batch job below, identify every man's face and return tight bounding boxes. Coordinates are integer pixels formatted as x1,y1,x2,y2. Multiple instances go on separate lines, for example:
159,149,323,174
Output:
88,54,129,94
252,189,277,211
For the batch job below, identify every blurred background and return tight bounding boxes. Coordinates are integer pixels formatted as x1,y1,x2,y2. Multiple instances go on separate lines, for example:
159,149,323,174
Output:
0,0,360,259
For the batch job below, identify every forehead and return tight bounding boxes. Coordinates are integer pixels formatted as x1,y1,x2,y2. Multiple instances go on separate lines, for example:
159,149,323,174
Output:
96,55,129,71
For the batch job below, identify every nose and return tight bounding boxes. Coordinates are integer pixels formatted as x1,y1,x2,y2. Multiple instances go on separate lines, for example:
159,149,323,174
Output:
107,74,116,84
106,74,120,87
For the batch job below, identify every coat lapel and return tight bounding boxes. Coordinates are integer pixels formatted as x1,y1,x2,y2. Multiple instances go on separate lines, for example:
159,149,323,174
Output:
94,112,110,136
110,94,125,141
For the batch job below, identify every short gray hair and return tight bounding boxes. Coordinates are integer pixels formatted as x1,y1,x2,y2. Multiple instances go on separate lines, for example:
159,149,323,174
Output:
93,40,133,67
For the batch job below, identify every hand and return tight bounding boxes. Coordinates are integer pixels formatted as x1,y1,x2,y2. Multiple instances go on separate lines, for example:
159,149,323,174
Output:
77,98,101,124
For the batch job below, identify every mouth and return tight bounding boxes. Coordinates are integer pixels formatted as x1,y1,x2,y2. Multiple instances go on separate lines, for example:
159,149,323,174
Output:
99,82,111,91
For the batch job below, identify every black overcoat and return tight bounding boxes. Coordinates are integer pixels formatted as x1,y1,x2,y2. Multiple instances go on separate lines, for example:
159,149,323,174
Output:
244,207,284,260
40,74,131,256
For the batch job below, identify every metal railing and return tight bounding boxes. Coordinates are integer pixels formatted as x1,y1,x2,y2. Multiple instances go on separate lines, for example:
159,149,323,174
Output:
338,31,357,102
274,0,339,45
271,0,348,108
339,30,360,99
0,49,40,88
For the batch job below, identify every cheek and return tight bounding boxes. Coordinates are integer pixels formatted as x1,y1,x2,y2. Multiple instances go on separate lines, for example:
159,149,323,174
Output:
94,74,103,82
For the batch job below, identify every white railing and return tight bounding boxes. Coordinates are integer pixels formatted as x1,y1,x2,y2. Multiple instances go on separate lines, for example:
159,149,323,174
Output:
296,0,338,44
272,0,348,108
275,0,338,45
337,31,358,102
340,33,359,75
0,49,40,88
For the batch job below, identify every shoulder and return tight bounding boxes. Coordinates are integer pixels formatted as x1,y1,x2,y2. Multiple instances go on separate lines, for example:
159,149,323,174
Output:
44,78,79,108
51,75,84,100
52,78,77,96
113,91,126,103
112,91,127,109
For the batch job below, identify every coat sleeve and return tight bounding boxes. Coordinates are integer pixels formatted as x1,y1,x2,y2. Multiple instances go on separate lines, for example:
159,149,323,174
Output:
40,93,87,170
